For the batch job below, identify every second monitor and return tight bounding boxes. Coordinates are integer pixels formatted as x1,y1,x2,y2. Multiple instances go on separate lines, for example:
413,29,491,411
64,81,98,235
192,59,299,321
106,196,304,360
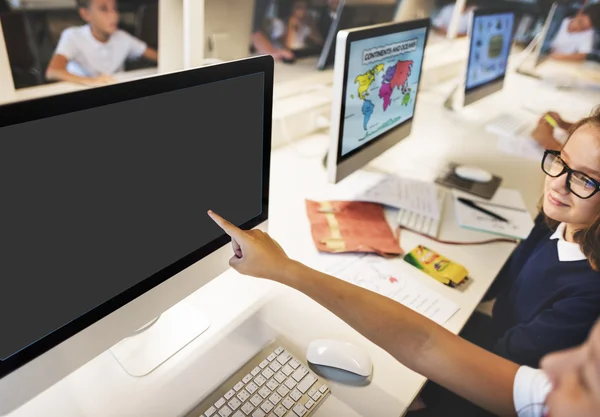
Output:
463,8,515,106
327,18,430,183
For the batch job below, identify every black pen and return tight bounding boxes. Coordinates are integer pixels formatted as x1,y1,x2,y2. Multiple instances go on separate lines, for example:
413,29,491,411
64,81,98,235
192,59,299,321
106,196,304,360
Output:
457,197,509,223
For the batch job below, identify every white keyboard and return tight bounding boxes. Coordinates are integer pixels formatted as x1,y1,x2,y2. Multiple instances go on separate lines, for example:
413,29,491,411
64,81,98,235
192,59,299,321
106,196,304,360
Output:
485,113,533,137
396,189,446,238
185,342,330,417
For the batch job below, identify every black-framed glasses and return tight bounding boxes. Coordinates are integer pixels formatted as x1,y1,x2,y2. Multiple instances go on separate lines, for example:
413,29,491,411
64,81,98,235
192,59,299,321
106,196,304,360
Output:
541,150,600,199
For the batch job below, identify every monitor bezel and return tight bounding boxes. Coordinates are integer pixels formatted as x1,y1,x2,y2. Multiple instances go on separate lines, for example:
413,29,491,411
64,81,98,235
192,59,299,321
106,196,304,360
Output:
0,55,274,380
334,18,430,166
463,7,516,103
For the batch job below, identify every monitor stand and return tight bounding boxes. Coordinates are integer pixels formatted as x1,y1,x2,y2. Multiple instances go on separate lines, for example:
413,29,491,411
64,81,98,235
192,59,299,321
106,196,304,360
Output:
109,300,210,376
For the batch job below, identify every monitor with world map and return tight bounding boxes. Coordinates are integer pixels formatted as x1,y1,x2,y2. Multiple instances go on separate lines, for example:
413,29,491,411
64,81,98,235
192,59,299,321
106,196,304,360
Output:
327,18,430,183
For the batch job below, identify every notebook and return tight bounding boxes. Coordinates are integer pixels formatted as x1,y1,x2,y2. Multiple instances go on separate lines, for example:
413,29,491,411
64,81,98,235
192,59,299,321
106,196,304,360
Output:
453,188,534,240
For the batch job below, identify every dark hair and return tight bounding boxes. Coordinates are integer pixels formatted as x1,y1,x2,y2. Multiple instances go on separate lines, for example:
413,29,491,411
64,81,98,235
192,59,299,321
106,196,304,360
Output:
584,3,600,29
76,0,90,8
543,106,600,271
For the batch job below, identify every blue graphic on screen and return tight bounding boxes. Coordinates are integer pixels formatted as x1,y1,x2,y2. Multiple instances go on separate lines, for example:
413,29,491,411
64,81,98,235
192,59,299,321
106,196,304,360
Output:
341,27,427,157
465,13,514,91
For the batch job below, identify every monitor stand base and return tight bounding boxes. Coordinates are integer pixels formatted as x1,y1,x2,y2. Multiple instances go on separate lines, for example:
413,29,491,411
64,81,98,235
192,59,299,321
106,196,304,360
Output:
109,301,210,376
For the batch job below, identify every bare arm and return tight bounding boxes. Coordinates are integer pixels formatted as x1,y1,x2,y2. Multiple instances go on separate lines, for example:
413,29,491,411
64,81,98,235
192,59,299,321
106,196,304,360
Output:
549,52,588,62
280,261,520,417
207,211,521,417
46,54,114,86
251,31,294,61
143,47,158,62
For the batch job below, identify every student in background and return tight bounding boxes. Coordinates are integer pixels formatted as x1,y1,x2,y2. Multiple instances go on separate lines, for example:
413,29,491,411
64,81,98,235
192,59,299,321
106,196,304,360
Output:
46,0,158,86
550,3,600,61
432,0,478,37
251,0,296,62
205,208,600,417
285,0,323,51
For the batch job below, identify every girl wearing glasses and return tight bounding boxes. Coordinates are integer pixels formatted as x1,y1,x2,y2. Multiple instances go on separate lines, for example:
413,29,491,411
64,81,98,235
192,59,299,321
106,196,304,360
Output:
475,107,600,370
206,208,600,417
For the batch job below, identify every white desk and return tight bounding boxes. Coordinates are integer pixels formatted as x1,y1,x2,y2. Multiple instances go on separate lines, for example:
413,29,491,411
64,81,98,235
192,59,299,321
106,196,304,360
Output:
5,70,600,417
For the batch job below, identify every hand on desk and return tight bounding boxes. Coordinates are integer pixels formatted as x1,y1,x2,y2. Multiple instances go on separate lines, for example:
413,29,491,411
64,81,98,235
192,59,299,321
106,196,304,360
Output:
531,111,570,151
83,75,117,87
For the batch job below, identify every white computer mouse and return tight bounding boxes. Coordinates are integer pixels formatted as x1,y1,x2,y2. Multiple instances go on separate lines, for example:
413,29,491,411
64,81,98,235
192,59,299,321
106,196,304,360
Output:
306,339,373,377
454,165,493,183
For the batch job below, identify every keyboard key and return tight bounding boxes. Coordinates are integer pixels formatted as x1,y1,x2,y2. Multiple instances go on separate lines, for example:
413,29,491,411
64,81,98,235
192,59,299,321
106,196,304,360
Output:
289,389,302,402
215,398,226,409
246,382,259,394
281,365,294,376
252,410,266,417
219,406,233,417
232,412,244,417
259,360,269,369
274,371,286,383
304,400,314,409
260,400,274,414
225,389,236,400
319,384,328,394
205,406,217,417
259,386,272,398
274,347,284,355
266,379,279,391
288,360,300,369
267,353,277,362
291,367,308,382
282,397,295,410
228,398,241,411
277,386,290,398
243,374,253,384
284,378,297,390
250,394,263,407
241,402,254,415
254,375,267,386
307,388,317,398
296,374,317,393
268,393,282,405
262,368,275,380
293,404,307,416
276,352,291,365
251,367,261,376
269,362,282,372
311,392,322,402
237,389,250,403
274,405,287,417
234,382,245,392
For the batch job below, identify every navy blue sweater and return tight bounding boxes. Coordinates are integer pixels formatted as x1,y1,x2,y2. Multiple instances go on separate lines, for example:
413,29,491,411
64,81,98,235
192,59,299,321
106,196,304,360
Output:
486,215,600,368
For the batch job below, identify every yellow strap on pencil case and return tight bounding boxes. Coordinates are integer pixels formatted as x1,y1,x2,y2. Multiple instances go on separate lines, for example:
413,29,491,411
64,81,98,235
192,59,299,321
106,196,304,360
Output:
318,201,346,251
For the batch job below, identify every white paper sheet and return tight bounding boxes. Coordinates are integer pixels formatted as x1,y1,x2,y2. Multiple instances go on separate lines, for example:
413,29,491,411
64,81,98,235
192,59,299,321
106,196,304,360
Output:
453,188,535,240
318,254,460,325
496,134,545,162
330,172,441,220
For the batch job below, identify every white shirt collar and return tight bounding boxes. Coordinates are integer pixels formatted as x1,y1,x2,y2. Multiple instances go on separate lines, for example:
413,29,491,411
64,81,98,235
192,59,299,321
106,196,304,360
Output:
549,222,587,262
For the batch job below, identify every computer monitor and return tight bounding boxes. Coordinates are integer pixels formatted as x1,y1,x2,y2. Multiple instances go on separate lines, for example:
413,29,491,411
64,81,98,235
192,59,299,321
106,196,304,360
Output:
327,18,430,183
204,0,257,62
0,55,273,413
463,8,515,106
317,0,399,70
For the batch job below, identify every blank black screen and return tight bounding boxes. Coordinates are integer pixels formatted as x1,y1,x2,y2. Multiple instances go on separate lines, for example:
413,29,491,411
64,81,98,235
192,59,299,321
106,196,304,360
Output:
0,73,265,360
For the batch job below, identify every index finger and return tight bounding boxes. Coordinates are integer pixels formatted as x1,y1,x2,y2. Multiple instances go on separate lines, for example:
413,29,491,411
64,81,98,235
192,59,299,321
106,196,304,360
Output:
207,210,245,240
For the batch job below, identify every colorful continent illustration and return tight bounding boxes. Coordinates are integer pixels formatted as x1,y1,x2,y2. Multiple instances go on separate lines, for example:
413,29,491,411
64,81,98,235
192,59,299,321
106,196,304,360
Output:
354,63,385,100
378,60,414,111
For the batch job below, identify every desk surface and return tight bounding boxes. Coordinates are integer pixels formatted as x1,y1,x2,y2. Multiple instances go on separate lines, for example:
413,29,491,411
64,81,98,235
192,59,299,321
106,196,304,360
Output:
5,68,600,417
